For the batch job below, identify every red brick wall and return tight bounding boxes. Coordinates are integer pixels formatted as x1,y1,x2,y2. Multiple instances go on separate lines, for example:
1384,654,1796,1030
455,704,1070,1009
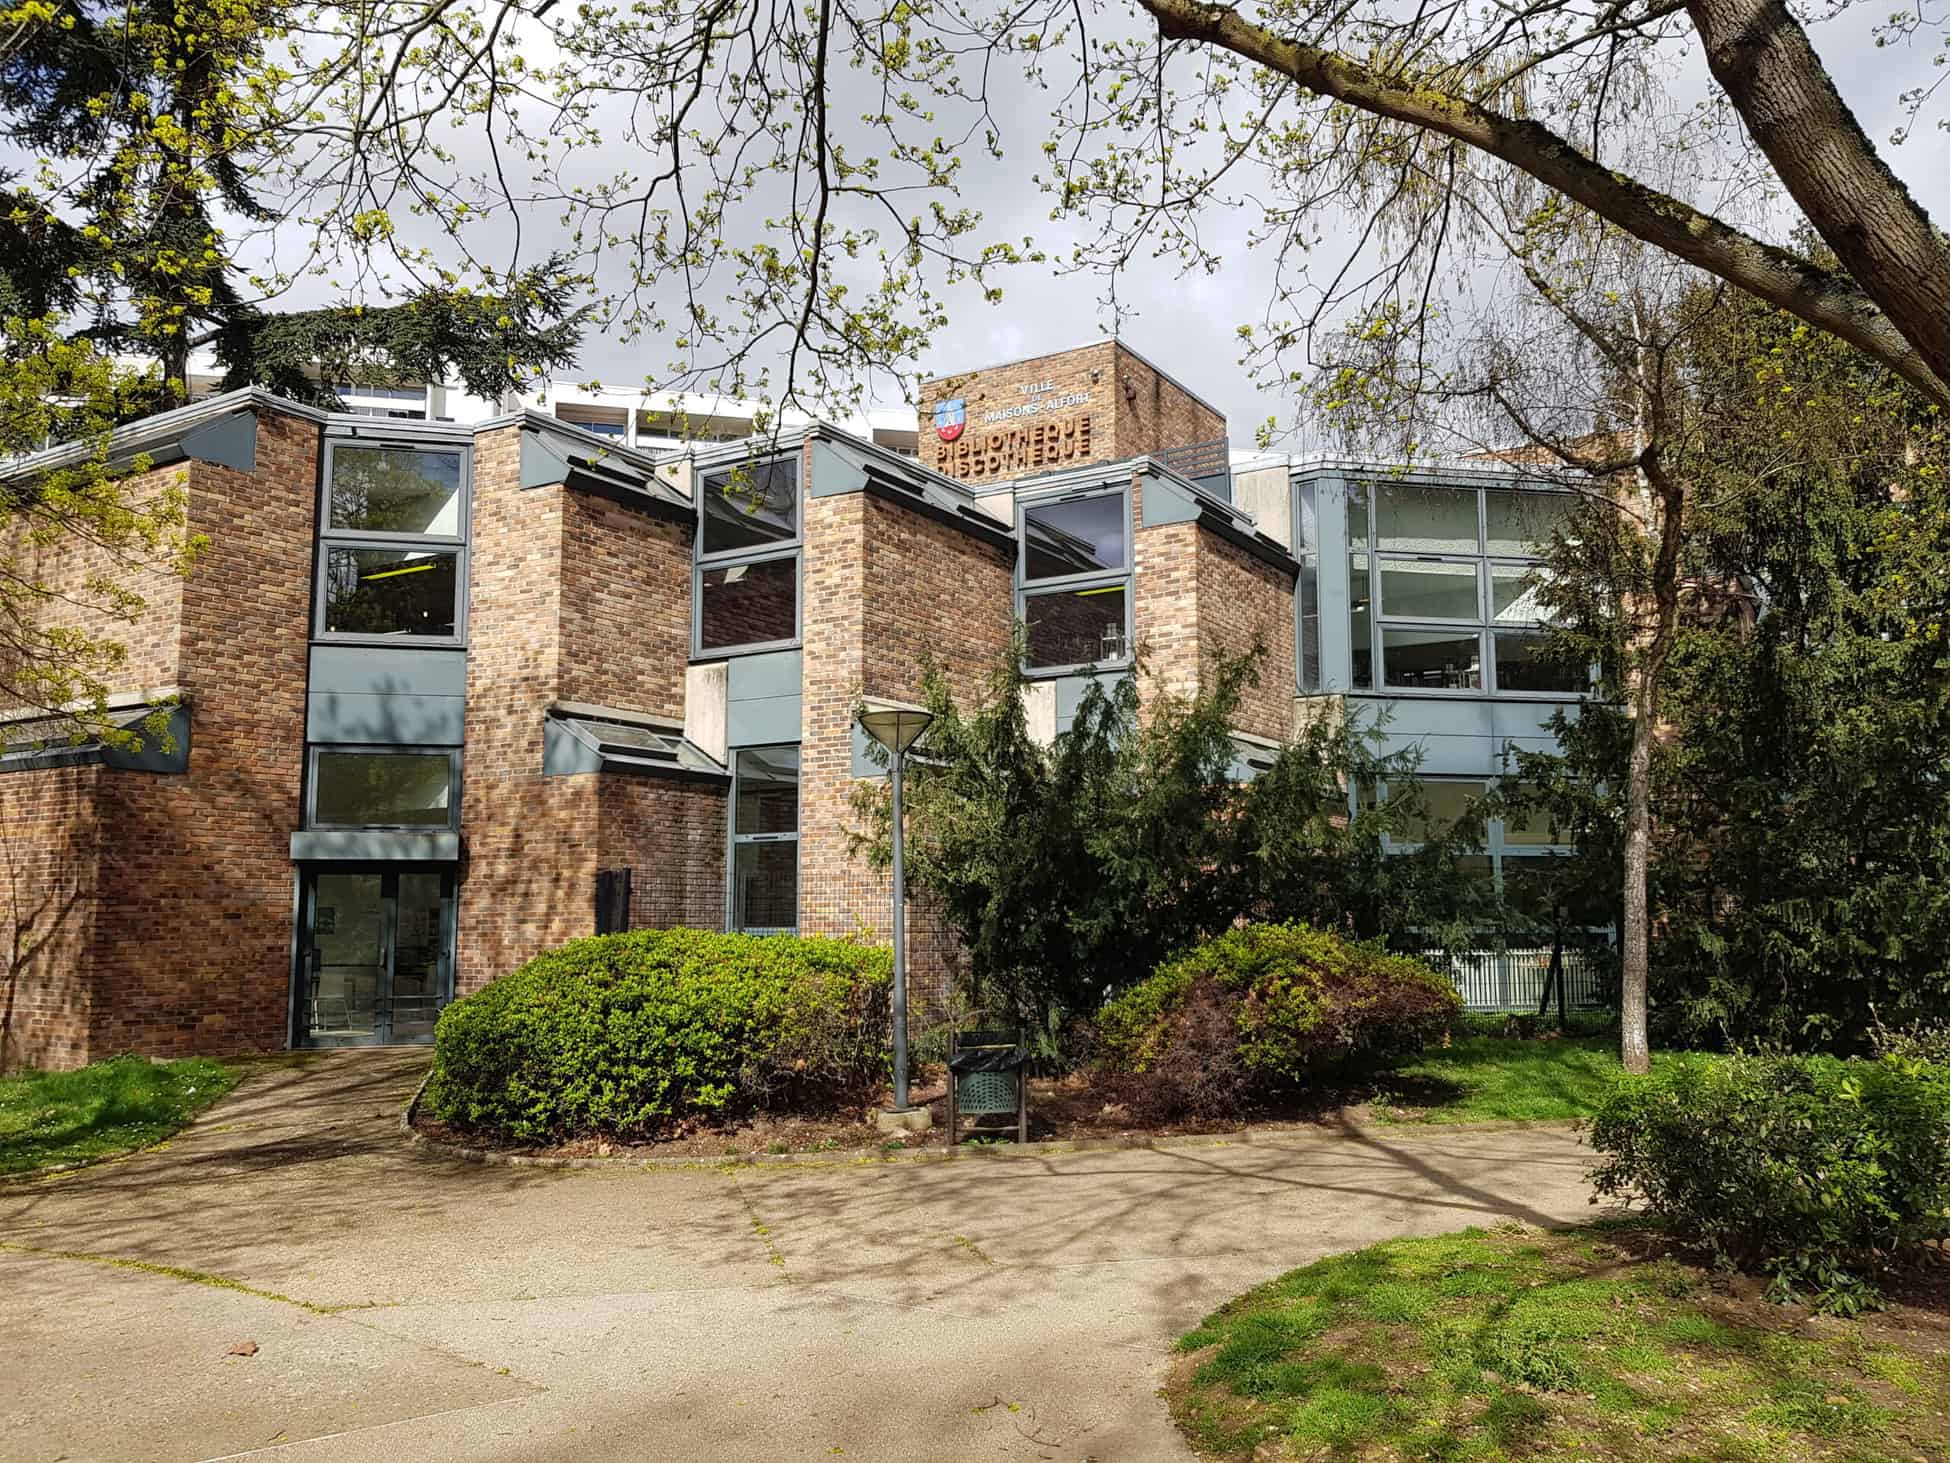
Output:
88,410,319,1058
1134,474,1297,740
559,493,691,717
605,776,727,931
0,765,103,1069
455,424,584,991
458,424,717,990
0,463,189,716
919,341,1227,487
1197,531,1297,742
797,473,1014,1013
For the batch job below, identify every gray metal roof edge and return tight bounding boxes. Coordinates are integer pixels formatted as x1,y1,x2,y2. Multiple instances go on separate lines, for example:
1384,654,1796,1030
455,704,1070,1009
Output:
807,422,987,507
0,387,289,483
1289,456,1591,489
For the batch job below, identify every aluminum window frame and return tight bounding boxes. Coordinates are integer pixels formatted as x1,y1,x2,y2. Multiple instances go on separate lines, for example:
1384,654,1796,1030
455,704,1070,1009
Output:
1347,479,1579,700
726,742,801,935
1015,482,1135,678
693,454,804,658
314,437,471,647
304,744,463,832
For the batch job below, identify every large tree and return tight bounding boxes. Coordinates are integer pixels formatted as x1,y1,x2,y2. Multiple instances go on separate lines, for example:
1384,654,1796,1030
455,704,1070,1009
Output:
0,0,586,411
273,0,1949,413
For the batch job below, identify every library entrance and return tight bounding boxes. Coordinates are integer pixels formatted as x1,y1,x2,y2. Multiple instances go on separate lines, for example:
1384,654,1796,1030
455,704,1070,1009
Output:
297,867,455,1047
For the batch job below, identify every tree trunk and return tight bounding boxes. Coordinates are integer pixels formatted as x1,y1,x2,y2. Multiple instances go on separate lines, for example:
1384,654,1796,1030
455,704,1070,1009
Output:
1620,455,1687,1075
1620,663,1657,1074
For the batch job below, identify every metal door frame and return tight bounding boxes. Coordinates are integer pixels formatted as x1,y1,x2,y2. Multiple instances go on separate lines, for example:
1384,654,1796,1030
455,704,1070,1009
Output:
294,865,455,1047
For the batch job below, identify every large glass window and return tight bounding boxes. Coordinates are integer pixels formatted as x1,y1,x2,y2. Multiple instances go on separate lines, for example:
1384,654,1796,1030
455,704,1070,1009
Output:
316,438,468,642
1493,631,1588,693
327,446,463,536
1025,585,1129,670
321,548,459,638
1347,479,1577,695
1486,488,1576,557
1382,627,1482,690
699,558,797,651
1023,493,1126,581
695,455,801,655
1018,485,1132,673
1349,552,1374,689
1380,560,1481,620
1376,483,1479,555
701,459,800,553
731,746,799,934
310,749,457,828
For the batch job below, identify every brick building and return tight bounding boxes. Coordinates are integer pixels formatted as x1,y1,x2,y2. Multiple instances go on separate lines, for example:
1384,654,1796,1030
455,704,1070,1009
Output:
0,340,1582,1067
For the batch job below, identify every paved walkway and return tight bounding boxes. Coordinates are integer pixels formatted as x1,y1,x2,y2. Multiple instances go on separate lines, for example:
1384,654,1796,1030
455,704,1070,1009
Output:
1,1051,1596,1462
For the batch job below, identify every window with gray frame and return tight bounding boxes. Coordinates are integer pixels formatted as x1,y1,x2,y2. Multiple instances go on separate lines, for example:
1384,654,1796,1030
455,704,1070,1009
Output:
315,441,467,641
1346,480,1583,694
1297,478,1321,691
1018,485,1132,672
307,747,460,829
695,456,801,654
1376,777,1577,903
731,745,799,933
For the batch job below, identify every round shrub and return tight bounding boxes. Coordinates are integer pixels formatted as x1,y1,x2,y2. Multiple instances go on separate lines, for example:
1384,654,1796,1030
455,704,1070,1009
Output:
1096,922,1462,1119
1589,1053,1950,1310
424,929,891,1142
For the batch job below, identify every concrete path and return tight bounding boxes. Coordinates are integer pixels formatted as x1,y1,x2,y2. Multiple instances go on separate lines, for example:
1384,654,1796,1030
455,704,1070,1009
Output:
0,1051,1597,1463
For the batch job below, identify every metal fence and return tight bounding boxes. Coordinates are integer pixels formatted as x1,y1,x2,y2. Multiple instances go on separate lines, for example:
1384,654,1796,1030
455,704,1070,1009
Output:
1421,945,1612,1013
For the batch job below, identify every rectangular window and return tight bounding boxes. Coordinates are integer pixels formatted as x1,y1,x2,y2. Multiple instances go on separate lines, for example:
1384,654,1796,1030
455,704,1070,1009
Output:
731,746,798,934
1493,631,1587,693
1349,552,1373,689
1376,483,1480,556
1299,559,1321,691
321,547,460,638
1023,492,1127,582
1382,627,1482,690
311,749,456,828
1346,482,1370,550
1490,564,1546,623
1025,584,1129,670
1388,779,1488,844
699,557,798,651
1500,787,1562,847
316,438,469,644
1485,488,1574,557
1297,479,1319,553
701,459,800,554
1380,560,1480,621
327,447,463,536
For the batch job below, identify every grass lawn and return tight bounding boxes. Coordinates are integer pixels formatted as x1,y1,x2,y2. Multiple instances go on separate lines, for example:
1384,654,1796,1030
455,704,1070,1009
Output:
0,1054,237,1175
1372,1018,1705,1124
1170,1223,1950,1460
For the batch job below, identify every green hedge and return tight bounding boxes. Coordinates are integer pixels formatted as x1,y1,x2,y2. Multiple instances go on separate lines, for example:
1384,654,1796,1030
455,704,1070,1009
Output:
1589,1053,1950,1311
425,929,891,1142
1097,922,1461,1119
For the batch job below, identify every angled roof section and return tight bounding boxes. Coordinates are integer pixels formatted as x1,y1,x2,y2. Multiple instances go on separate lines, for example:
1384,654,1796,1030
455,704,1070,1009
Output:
0,695,190,773
805,426,1017,552
542,703,729,783
517,415,692,522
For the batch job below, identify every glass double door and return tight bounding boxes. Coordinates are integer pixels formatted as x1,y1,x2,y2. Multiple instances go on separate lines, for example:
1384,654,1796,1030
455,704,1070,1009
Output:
299,868,454,1046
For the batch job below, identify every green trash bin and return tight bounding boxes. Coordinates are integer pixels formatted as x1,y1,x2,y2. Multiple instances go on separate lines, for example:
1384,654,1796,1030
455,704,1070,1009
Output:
948,1028,1028,1144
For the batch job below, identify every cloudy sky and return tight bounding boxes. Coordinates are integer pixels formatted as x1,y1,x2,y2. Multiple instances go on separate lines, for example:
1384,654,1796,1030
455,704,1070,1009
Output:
282,2,1949,449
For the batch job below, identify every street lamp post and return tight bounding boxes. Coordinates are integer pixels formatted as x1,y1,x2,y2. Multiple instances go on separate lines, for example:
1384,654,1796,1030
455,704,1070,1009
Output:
856,705,934,1118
